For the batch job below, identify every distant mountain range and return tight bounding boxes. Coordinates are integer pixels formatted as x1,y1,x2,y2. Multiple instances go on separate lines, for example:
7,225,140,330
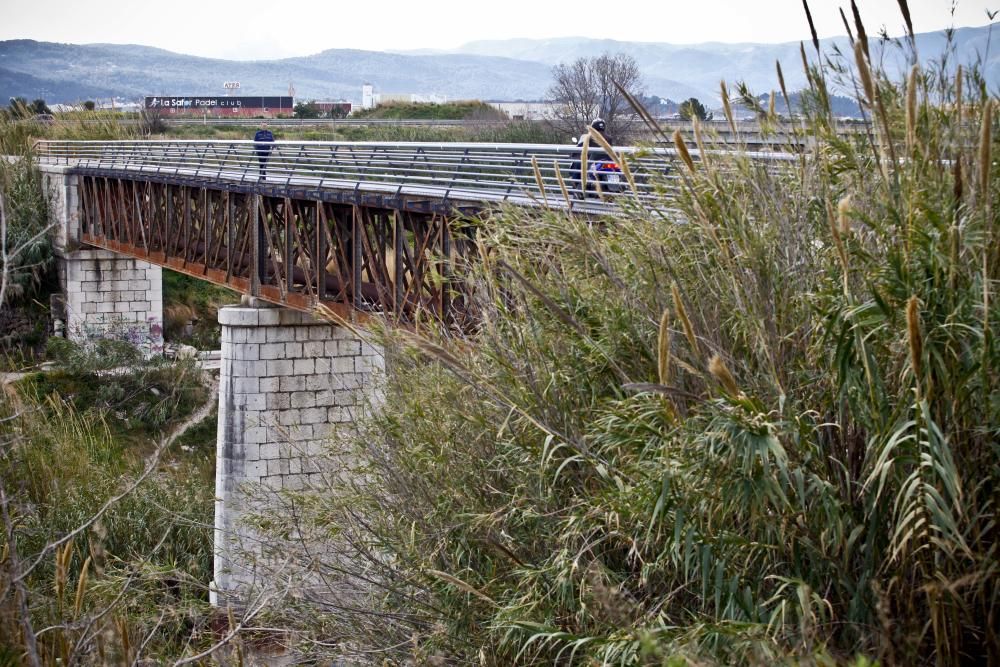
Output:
0,23,996,109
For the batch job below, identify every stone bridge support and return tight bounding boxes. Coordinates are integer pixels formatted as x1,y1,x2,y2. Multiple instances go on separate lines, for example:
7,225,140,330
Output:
38,165,163,354
212,300,383,606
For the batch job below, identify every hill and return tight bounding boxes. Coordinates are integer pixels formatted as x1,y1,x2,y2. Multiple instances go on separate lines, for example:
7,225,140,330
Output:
0,23,996,109
445,23,1000,101
0,40,552,104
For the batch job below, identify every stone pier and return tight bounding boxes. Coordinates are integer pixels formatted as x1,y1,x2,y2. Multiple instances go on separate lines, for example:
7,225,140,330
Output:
211,301,383,606
39,165,163,353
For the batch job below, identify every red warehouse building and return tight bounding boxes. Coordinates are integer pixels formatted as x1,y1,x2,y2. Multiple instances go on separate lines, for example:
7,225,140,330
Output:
144,96,294,118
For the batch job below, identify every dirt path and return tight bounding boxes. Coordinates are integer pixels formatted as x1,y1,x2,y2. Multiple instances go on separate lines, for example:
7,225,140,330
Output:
157,369,219,453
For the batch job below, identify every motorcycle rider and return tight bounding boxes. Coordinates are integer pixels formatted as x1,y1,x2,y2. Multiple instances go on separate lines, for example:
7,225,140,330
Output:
570,118,614,197
586,117,613,145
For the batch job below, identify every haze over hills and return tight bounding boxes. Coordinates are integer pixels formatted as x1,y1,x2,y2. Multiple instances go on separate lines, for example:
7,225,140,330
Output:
438,23,1000,101
0,23,996,107
0,40,553,103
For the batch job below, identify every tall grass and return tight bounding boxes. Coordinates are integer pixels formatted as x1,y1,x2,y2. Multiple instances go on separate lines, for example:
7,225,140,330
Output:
0,156,54,308
257,14,999,666
0,389,216,663
0,339,216,661
0,111,141,156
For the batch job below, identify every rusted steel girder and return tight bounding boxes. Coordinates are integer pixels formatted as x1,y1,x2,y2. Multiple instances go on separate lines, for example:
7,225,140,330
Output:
77,173,478,327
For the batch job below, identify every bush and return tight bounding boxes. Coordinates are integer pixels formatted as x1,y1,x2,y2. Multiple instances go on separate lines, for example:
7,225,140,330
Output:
39,335,208,438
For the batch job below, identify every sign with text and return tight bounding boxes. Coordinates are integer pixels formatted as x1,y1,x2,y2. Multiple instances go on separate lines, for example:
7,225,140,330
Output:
223,82,241,90
144,96,293,109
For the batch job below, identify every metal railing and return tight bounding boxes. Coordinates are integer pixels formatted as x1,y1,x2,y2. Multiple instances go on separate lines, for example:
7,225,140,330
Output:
35,139,797,211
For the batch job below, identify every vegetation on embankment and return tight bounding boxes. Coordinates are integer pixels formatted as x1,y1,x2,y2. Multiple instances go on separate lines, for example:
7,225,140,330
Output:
2,104,566,147
0,112,143,155
351,100,507,120
28,337,209,443
0,145,59,369
0,146,217,663
247,15,1000,667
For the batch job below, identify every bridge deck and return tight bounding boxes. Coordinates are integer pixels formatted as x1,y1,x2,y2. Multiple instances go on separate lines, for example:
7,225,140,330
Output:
38,140,793,324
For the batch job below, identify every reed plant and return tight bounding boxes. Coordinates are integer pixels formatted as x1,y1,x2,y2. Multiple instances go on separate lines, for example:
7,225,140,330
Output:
0,110,141,156
260,7,999,665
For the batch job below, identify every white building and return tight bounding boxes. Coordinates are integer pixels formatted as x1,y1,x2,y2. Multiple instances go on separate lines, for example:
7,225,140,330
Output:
489,102,558,120
361,84,447,109
362,84,377,110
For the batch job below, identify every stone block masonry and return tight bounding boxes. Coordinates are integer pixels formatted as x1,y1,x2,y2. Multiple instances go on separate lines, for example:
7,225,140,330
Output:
212,302,384,605
38,165,163,354
58,251,164,354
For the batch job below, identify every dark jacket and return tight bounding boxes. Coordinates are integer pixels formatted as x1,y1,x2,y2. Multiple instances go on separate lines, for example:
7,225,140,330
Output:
253,129,275,157
570,131,613,186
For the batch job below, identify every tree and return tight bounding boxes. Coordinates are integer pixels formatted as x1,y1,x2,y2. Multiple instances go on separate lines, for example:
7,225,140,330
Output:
83,100,96,111
546,52,644,143
293,101,322,119
30,99,51,115
679,97,712,121
138,106,166,135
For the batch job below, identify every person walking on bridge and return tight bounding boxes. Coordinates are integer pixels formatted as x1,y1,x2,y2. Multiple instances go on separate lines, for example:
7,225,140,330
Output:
253,122,275,181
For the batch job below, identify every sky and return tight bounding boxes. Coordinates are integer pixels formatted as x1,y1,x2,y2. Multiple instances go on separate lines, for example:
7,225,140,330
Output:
0,0,994,60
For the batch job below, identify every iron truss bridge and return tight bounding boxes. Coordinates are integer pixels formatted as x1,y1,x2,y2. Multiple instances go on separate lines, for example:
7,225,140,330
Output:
36,140,793,324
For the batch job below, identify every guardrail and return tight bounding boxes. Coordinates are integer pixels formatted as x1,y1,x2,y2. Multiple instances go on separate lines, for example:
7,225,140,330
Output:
60,118,516,127
51,116,869,132
168,117,514,127
35,139,796,211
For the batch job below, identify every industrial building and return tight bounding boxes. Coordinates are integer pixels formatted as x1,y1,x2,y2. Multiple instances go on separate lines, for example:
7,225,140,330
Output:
143,96,294,118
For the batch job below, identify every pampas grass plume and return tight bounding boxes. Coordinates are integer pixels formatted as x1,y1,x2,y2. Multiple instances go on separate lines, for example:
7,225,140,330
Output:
906,65,918,150
837,195,853,236
657,308,671,385
709,354,740,396
720,80,736,135
671,282,699,359
673,130,696,173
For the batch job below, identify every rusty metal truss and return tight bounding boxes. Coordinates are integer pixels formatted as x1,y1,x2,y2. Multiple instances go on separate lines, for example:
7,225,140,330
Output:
77,173,478,326
48,139,799,324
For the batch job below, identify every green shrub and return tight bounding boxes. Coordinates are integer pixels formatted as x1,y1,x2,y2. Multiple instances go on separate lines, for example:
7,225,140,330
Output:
352,100,506,120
